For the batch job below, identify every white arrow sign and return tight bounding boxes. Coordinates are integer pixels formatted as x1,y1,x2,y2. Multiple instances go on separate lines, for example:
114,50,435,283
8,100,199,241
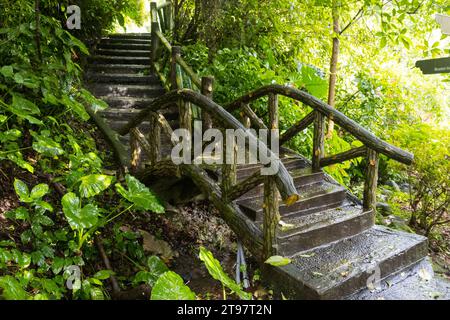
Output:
436,14,450,35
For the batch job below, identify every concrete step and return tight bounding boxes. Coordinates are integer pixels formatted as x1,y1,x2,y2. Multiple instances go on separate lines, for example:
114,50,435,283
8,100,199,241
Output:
265,225,428,299
89,55,151,65
107,33,152,39
86,84,165,98
97,43,151,51
86,64,151,75
237,180,347,221
100,106,178,121
237,168,325,201
107,119,179,133
346,258,450,300
100,38,152,45
276,201,374,255
95,49,150,57
85,73,159,85
98,96,157,109
236,156,309,180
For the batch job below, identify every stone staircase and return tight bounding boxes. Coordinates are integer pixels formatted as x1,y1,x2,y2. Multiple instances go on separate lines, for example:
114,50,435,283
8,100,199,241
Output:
84,33,450,300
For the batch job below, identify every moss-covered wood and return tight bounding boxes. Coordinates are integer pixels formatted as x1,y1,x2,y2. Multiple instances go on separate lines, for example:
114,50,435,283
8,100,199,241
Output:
280,112,315,145
148,112,161,165
224,84,413,165
201,76,214,131
227,171,265,201
363,148,379,211
312,111,325,172
263,176,279,259
320,146,366,167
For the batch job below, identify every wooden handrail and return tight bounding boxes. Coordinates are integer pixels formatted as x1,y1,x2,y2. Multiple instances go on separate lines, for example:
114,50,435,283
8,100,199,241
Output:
117,89,300,204
224,84,413,165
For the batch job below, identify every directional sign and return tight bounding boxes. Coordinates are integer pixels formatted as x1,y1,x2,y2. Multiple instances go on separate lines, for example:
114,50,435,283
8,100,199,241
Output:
415,57,450,74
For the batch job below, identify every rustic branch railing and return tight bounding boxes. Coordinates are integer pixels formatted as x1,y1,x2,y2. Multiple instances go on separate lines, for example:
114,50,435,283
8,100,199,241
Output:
117,1,414,261
224,84,414,212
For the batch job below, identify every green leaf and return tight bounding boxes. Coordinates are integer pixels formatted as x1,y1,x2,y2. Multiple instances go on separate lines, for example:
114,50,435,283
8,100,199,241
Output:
199,247,251,300
133,256,170,286
30,184,49,200
89,287,105,300
265,255,292,267
115,175,164,213
14,179,30,203
78,174,113,198
151,271,196,300
93,270,115,280
61,193,99,230
0,276,29,300
0,65,14,78
31,132,64,156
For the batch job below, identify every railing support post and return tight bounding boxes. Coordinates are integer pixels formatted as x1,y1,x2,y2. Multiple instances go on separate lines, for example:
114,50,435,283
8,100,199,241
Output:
171,46,192,134
312,111,325,172
150,2,160,64
363,148,379,211
263,93,280,259
201,76,214,131
263,176,279,259
163,1,173,31
149,112,161,165
130,129,142,173
222,130,237,201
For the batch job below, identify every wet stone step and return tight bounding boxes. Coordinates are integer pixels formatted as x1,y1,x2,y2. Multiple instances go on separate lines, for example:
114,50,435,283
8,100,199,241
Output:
86,64,151,75
107,33,152,39
98,96,157,109
85,73,159,85
100,106,179,121
86,84,165,98
95,49,150,57
265,225,428,299
237,180,347,221
346,258,450,300
97,43,151,51
276,202,374,255
237,168,324,201
89,55,151,65
237,157,309,180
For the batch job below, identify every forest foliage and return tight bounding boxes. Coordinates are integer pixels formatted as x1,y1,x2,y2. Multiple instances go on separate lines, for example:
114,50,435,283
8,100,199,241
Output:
0,0,449,300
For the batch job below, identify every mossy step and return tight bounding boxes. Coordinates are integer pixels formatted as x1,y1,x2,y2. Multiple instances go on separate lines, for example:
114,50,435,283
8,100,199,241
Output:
276,201,374,255
97,43,151,51
86,84,165,97
89,55,151,65
95,49,150,57
265,225,428,299
85,73,159,85
237,180,347,221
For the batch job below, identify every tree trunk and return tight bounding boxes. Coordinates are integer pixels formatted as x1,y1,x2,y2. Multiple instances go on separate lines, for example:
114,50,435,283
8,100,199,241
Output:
326,0,340,138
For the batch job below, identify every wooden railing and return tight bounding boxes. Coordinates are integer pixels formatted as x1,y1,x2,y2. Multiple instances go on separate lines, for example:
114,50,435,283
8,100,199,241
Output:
224,84,414,212
116,1,414,261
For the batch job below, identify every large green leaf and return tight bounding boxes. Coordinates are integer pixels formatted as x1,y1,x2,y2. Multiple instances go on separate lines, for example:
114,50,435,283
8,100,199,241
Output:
61,193,99,230
31,131,64,156
78,174,113,198
133,256,170,287
199,247,251,300
9,93,42,125
13,178,29,203
115,175,164,213
150,271,196,300
30,184,49,200
0,276,29,300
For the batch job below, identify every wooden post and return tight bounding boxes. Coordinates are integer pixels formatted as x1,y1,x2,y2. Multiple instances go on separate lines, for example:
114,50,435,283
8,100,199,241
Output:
263,93,280,259
201,76,214,131
130,130,142,173
149,112,161,165
163,1,173,31
150,2,160,63
363,148,379,211
263,177,279,259
222,130,237,200
171,46,192,134
312,111,325,172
